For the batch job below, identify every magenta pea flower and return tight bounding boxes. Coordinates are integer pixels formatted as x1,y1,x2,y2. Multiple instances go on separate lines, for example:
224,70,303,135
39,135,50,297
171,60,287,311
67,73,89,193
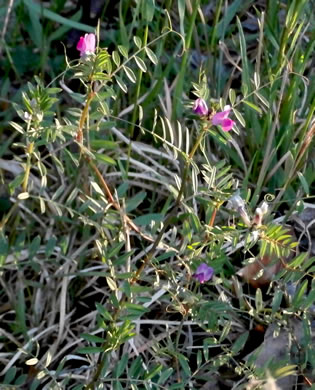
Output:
77,33,96,57
193,263,214,283
193,98,209,116
212,105,235,132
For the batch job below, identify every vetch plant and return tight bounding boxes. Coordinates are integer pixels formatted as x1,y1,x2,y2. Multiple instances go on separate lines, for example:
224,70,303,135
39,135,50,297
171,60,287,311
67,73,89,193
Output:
1,2,314,389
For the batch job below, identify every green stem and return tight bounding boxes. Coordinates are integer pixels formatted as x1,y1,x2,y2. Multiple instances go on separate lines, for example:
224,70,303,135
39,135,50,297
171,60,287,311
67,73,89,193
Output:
22,142,34,192
0,203,18,231
76,90,95,143
127,24,149,174
130,24,148,137
172,0,199,121
277,26,289,72
210,0,223,52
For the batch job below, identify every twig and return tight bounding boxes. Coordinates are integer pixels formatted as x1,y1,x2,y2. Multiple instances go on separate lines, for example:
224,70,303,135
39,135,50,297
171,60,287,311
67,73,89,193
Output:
0,0,15,57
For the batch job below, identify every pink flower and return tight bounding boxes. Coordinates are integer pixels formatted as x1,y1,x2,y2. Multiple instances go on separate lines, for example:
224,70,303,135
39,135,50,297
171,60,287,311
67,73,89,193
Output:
193,263,214,283
193,98,209,116
212,105,235,132
77,33,96,57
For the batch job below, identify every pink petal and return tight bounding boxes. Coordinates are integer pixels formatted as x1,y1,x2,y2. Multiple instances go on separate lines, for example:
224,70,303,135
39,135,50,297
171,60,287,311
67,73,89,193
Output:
211,109,230,125
85,33,96,53
76,36,86,53
76,33,96,56
221,118,235,132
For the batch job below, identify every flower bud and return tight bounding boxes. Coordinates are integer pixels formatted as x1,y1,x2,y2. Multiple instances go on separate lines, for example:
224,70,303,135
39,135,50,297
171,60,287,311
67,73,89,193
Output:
193,98,208,116
253,202,269,227
77,33,96,57
228,192,251,227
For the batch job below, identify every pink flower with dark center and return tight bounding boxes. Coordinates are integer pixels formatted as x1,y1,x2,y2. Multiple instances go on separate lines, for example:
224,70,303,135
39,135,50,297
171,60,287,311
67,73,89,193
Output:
77,33,96,57
193,263,214,283
212,105,235,132
193,98,209,116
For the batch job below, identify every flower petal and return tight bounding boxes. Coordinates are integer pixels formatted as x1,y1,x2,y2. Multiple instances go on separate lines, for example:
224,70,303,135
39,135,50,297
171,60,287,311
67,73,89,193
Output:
76,36,86,53
85,33,96,53
193,263,214,283
211,109,230,125
197,263,209,273
198,273,206,283
221,118,235,132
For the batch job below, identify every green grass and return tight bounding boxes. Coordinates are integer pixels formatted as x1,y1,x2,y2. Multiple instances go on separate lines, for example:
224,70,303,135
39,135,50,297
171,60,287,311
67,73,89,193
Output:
0,0,314,389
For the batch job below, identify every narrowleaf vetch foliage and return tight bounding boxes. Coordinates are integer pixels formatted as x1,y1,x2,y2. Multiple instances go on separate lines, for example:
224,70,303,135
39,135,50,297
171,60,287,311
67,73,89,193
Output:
0,1,314,389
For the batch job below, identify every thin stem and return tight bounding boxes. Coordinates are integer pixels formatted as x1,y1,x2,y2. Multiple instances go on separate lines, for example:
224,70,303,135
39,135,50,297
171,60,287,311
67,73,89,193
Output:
208,207,217,227
0,203,18,230
22,142,34,192
126,24,149,174
76,91,95,143
172,0,199,121
175,317,185,384
188,127,204,159
0,0,14,49
210,0,223,53
130,24,148,138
